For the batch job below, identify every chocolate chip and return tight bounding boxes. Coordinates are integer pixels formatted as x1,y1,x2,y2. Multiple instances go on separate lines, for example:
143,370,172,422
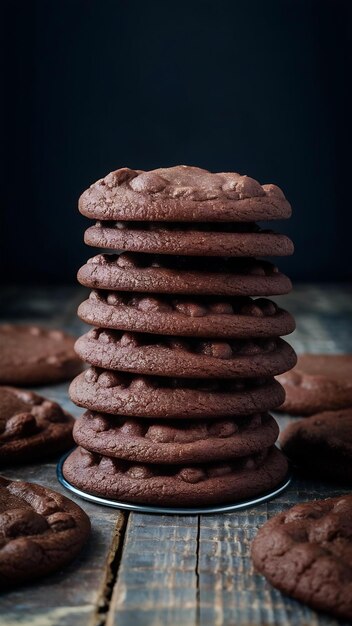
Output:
199,341,233,359
127,465,154,479
117,253,140,268
177,467,206,484
107,293,125,305
5,413,38,438
47,512,76,532
208,302,234,314
137,297,172,313
174,302,207,317
130,172,167,193
0,509,48,538
98,371,125,388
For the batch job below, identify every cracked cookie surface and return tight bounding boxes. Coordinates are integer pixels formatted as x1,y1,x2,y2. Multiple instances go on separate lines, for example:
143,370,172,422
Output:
79,165,291,222
0,476,90,586
251,495,352,620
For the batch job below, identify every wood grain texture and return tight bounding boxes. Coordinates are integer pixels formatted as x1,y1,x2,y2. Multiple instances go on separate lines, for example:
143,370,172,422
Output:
107,513,199,626
0,284,351,626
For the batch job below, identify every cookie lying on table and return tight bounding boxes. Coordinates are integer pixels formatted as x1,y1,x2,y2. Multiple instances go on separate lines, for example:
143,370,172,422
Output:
0,324,82,385
276,354,352,415
251,495,352,620
280,407,352,483
0,386,74,465
0,476,90,586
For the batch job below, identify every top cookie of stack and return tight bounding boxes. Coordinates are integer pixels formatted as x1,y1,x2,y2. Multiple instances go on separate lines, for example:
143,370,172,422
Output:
65,165,295,507
79,165,292,222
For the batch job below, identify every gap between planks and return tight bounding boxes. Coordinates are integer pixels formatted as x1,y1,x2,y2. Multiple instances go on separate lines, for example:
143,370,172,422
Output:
104,512,202,626
195,515,201,626
93,512,129,626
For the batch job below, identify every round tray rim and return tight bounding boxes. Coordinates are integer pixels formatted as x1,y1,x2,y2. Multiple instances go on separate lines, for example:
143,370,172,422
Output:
57,450,291,515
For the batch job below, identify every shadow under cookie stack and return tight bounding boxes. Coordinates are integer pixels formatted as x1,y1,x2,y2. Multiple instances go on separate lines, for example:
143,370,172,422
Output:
63,166,296,508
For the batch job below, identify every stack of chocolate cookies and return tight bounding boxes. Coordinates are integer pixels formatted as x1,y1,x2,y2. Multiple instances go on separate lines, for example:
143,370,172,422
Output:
63,165,296,507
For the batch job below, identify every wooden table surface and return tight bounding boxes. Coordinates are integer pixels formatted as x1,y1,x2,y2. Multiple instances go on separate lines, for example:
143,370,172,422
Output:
1,284,351,626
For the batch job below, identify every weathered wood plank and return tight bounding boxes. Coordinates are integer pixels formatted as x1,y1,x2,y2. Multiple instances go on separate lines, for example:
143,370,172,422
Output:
107,514,199,626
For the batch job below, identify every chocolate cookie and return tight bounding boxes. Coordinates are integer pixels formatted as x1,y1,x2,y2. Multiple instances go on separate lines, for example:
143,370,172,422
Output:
79,292,296,339
277,354,352,415
0,476,90,586
73,411,279,464
84,221,294,257
75,330,297,379
0,387,74,465
251,495,352,620
79,165,291,222
280,408,352,483
78,253,292,297
69,368,285,418
63,445,288,506
0,325,82,385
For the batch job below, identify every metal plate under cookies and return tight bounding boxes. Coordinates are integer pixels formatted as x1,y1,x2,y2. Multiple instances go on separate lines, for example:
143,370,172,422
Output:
57,451,292,515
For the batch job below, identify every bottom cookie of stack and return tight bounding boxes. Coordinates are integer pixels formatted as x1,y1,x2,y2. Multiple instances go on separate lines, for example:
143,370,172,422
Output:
62,411,288,507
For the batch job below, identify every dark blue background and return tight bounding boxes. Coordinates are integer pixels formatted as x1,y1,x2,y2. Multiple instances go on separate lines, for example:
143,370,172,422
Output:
1,0,351,283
